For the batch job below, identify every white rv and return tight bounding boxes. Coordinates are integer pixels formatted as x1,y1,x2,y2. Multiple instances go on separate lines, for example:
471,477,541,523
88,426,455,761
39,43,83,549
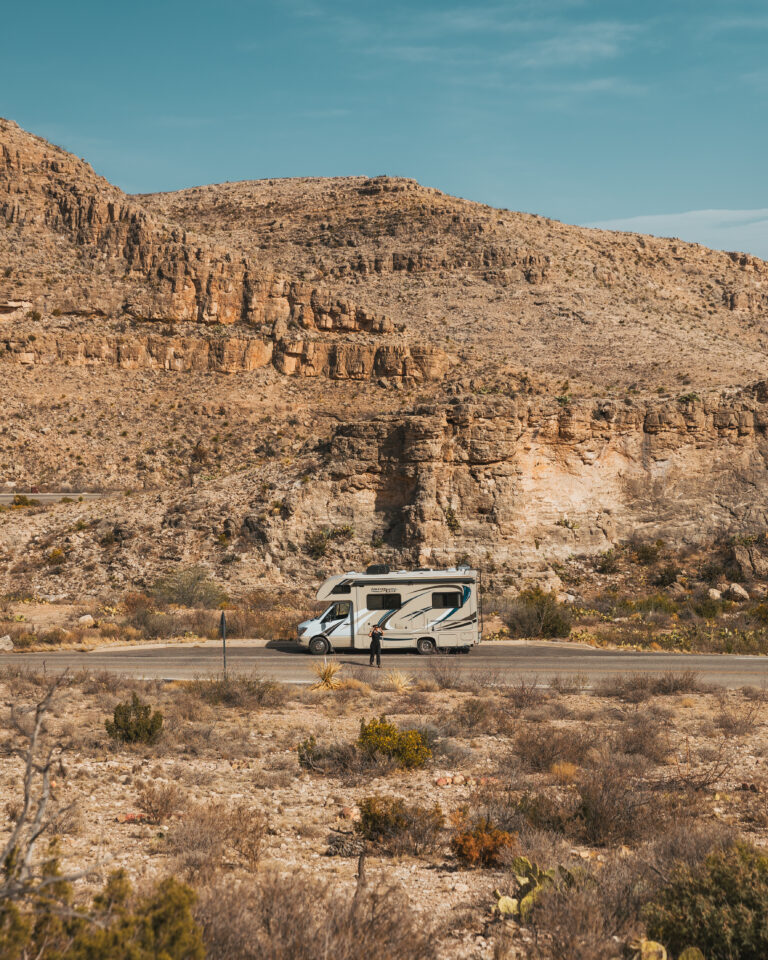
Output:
297,565,481,655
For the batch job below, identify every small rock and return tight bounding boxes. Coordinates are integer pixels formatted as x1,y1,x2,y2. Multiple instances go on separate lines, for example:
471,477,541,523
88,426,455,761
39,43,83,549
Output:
707,588,722,601
453,774,465,785
668,582,687,598
0,635,13,652
340,805,360,822
435,777,451,787
727,583,750,601
78,614,95,626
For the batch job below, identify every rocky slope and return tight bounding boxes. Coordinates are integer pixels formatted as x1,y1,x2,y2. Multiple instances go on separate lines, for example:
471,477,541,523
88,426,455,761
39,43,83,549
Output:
2,117,768,602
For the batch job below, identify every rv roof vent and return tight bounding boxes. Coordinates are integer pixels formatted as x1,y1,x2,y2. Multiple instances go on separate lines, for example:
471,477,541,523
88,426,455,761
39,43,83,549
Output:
366,564,390,575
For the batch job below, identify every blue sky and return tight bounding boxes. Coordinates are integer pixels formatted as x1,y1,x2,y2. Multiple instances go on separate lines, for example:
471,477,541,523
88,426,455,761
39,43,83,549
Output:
2,0,767,257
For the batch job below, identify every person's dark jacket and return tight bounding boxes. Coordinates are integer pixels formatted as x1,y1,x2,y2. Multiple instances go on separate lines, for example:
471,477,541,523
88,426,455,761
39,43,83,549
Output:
370,627,383,652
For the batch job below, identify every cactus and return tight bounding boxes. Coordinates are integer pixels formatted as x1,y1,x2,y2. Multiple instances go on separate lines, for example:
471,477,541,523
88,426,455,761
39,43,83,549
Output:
628,939,667,960
677,950,705,960
492,858,575,922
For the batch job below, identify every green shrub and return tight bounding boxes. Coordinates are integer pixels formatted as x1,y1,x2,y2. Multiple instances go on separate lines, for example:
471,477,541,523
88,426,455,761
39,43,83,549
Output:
502,587,572,639
358,717,431,769
645,842,768,960
105,693,163,744
0,867,203,960
451,818,516,867
595,549,619,574
357,795,444,855
151,566,226,608
635,593,678,615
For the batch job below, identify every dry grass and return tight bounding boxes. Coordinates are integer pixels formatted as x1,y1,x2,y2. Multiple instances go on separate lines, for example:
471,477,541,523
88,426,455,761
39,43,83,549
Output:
136,780,183,824
197,872,436,960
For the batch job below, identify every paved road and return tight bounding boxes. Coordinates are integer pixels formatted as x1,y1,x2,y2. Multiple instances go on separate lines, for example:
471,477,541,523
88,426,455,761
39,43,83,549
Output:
0,492,105,505
3,642,768,687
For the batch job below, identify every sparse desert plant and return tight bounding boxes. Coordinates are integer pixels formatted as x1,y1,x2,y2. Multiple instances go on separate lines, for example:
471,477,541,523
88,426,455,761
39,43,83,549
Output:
451,818,516,867
136,780,183,824
169,801,267,878
151,565,227,608
383,669,413,693
357,795,444,855
311,658,343,690
514,723,595,771
550,673,589,695
644,842,768,960
714,692,763,736
189,673,286,708
105,693,163,744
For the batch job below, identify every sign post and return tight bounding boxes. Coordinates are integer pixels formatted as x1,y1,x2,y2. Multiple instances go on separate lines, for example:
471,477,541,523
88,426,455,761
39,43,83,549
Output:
220,611,227,677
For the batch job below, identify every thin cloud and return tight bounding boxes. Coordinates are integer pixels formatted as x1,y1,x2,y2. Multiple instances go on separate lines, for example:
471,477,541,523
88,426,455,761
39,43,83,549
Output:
585,209,768,260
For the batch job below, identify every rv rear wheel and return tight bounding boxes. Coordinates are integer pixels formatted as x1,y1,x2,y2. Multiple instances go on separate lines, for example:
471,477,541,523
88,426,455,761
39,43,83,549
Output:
416,637,436,655
309,636,329,656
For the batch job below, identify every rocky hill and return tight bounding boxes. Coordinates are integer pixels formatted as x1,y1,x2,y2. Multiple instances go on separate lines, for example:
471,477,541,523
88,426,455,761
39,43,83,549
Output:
2,116,768,602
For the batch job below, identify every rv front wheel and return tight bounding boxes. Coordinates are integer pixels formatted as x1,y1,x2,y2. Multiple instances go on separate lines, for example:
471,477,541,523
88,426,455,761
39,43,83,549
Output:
416,637,436,655
309,636,329,656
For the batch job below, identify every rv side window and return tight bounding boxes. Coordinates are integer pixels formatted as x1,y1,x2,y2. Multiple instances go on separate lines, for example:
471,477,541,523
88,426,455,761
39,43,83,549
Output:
331,584,350,594
323,602,350,623
366,593,402,610
432,591,462,609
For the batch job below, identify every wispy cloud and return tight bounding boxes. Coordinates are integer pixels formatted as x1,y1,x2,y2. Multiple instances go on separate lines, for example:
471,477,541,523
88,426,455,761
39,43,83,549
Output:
585,209,768,260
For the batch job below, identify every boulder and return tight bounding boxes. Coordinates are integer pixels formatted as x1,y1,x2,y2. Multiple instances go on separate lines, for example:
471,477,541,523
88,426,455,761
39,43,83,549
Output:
78,614,95,626
0,635,13,651
707,588,722,601
727,583,750,602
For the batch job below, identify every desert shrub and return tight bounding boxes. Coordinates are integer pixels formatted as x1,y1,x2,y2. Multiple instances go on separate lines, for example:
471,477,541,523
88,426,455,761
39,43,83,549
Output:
358,717,431,769
0,868,203,960
505,675,549,711
616,709,669,763
297,736,395,779
357,795,444,855
136,780,183,824
644,842,768,960
188,673,286,709
715,693,763,736
596,670,703,700
502,588,572,639
451,818,516,867
105,693,163,744
571,760,654,846
514,724,595,771
653,564,682,587
427,655,467,690
632,539,661,565
151,566,226,608
196,871,435,960
168,801,267,878
446,697,509,735
550,673,589,695
595,548,619,574
635,593,678,615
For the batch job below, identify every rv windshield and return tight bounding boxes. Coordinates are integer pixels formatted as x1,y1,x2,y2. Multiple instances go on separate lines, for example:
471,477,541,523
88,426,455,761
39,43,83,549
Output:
321,601,350,624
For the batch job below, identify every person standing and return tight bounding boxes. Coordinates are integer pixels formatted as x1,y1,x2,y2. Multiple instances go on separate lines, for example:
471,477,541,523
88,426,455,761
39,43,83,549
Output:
369,624,383,668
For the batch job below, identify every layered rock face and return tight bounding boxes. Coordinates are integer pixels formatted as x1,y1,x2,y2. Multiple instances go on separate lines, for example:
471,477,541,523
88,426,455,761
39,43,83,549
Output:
309,389,768,578
0,119,430,382
1,329,450,380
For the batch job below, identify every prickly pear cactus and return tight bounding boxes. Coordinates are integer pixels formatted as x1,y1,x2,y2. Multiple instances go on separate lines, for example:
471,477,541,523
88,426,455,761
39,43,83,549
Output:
628,938,667,960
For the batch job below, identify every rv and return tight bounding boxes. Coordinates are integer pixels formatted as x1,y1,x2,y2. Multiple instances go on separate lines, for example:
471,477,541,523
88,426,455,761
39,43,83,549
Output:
297,565,481,655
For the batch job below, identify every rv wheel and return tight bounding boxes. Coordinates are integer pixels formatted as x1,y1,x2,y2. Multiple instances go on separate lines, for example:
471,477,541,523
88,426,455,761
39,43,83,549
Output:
416,637,436,655
309,636,329,656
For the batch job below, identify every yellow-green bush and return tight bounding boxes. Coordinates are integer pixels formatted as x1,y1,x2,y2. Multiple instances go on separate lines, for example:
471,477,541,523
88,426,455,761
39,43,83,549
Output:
358,717,431,769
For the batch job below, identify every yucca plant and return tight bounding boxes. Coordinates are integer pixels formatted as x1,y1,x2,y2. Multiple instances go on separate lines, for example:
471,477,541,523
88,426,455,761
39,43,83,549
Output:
384,669,413,693
311,658,343,690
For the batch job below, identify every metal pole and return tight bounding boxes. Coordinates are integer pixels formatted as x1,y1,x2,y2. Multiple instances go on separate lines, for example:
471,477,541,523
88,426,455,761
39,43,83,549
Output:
220,611,227,677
